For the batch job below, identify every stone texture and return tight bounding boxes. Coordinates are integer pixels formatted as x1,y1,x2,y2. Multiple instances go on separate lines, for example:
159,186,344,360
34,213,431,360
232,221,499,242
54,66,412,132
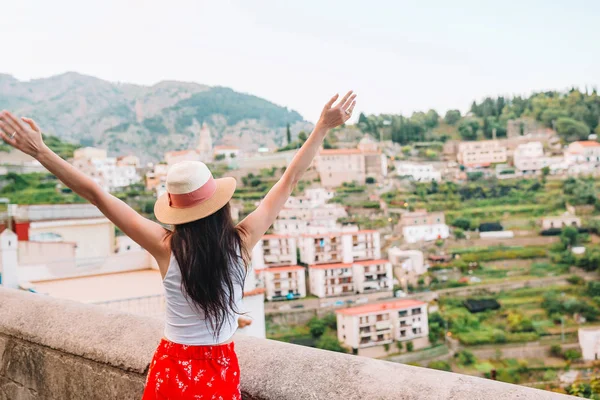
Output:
0,287,575,400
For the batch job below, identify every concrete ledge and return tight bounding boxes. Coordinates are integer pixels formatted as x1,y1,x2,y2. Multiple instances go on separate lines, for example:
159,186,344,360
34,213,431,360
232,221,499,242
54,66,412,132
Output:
0,288,574,399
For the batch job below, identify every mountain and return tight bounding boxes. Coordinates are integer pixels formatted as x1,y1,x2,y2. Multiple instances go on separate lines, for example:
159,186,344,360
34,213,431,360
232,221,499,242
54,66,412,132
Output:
0,72,309,162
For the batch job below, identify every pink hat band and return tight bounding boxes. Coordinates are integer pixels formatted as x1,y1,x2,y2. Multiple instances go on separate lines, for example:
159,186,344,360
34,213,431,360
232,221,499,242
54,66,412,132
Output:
168,176,217,209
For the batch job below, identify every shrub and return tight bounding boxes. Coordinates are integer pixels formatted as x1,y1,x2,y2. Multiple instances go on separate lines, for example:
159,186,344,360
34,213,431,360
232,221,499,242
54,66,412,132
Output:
406,341,414,352
567,275,584,285
396,341,403,351
427,361,451,372
564,349,582,362
366,177,376,184
456,350,477,366
308,318,326,338
315,335,347,353
452,217,472,231
383,343,390,352
550,344,563,357
454,228,466,239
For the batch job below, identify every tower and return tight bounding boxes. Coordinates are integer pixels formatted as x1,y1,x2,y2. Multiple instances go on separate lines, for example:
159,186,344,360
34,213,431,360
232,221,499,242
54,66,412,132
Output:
196,122,214,162
0,229,19,289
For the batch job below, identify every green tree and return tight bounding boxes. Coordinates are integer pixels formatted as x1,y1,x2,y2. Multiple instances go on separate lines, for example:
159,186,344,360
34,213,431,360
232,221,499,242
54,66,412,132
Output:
308,318,326,338
298,131,308,143
444,110,461,125
286,123,292,144
315,335,347,353
458,120,479,141
456,350,476,366
561,226,580,249
366,177,376,184
452,217,472,230
555,117,590,141
406,341,414,352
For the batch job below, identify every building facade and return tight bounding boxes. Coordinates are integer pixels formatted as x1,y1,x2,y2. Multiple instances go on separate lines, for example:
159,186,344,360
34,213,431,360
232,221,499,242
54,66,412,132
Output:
457,140,508,167
397,211,449,243
578,327,600,361
565,141,600,165
541,213,581,230
336,299,429,357
395,162,441,182
251,235,297,270
262,265,306,301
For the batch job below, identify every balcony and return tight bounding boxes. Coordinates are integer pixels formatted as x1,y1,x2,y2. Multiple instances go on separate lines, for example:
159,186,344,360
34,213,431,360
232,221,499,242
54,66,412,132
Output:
0,288,571,400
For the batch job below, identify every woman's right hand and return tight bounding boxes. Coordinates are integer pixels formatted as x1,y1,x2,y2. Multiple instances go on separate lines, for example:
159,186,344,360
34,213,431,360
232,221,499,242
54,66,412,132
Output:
0,110,48,158
317,91,357,130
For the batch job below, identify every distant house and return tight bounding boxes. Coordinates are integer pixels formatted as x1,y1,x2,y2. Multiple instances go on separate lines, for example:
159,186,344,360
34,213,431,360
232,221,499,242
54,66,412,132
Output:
213,145,240,159
579,327,600,361
397,210,449,244
541,213,581,230
457,140,507,167
565,141,600,165
395,162,441,182
315,136,387,187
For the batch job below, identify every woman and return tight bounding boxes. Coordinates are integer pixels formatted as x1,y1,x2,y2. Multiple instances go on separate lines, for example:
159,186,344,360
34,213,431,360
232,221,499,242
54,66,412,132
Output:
0,90,356,399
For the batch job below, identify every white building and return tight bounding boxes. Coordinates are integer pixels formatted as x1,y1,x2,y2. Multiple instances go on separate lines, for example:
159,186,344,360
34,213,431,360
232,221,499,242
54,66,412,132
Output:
262,265,306,301
565,141,600,165
541,212,581,230
513,142,563,175
336,299,429,357
578,327,600,361
457,140,508,167
299,229,380,266
395,162,441,182
213,145,240,160
237,264,266,338
397,210,450,244
71,148,141,191
388,248,427,275
251,234,297,270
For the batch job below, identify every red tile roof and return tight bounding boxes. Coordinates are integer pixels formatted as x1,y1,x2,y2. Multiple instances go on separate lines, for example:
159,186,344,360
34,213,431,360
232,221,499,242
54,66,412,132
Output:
336,299,426,316
264,265,304,273
244,288,266,297
575,141,600,147
214,145,240,150
309,262,352,270
165,149,198,157
319,149,362,155
353,259,390,266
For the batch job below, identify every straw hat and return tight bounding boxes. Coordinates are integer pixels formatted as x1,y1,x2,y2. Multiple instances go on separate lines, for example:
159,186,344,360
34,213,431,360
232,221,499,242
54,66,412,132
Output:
154,161,236,225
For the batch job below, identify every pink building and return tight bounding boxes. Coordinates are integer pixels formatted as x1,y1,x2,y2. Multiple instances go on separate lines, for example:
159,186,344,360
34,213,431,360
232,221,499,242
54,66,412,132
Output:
315,136,387,187
336,299,429,357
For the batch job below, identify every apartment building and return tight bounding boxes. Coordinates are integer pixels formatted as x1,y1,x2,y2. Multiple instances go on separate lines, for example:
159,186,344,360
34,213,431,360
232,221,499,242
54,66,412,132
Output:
308,260,392,298
336,299,429,357
71,147,140,191
251,234,297,270
315,136,387,187
262,265,306,301
565,141,600,165
388,248,426,275
513,142,563,175
397,210,449,243
395,162,441,182
457,140,507,167
299,229,380,265
145,163,169,191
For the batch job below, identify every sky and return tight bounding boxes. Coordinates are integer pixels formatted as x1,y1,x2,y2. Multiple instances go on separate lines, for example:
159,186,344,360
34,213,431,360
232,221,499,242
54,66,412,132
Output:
2,0,599,123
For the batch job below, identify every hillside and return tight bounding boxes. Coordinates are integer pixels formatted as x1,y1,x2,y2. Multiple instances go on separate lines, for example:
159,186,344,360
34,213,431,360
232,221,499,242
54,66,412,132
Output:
0,73,307,162
359,89,600,144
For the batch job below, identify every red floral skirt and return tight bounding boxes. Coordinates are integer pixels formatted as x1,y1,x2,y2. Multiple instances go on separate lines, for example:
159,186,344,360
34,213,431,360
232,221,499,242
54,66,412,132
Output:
142,338,241,400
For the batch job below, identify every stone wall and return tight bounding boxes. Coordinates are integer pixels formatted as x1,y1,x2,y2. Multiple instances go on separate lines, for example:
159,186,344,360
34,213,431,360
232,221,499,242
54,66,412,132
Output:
0,288,574,399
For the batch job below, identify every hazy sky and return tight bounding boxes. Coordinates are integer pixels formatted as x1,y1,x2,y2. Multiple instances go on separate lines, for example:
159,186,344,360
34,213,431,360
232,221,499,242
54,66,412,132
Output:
3,0,599,122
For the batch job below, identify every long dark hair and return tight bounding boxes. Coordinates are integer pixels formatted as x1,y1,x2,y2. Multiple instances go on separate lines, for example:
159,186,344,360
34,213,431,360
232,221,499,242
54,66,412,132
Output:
169,203,248,334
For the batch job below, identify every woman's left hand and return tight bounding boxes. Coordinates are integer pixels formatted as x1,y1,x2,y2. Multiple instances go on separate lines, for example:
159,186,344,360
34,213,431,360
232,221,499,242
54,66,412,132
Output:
0,110,47,157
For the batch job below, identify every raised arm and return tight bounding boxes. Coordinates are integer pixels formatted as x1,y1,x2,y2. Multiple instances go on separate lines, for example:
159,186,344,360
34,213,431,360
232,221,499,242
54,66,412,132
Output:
237,91,357,250
0,111,171,266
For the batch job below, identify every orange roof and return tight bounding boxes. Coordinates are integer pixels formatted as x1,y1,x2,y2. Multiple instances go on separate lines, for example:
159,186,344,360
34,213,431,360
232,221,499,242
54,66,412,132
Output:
165,149,198,157
264,265,304,272
319,149,362,155
353,259,390,266
336,299,426,316
244,288,266,297
309,262,352,270
575,141,600,147
263,234,291,240
214,145,239,150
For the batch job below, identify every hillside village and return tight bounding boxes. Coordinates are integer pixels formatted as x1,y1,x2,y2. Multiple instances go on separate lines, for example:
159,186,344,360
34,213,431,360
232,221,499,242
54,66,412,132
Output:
2,85,600,396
